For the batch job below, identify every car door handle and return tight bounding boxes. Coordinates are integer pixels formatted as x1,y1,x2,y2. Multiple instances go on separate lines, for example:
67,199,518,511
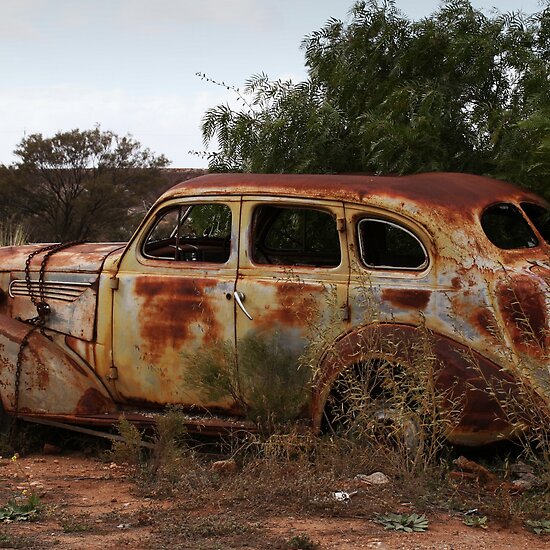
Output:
234,291,253,320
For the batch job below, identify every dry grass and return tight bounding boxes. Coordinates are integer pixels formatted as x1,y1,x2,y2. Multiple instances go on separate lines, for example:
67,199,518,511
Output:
0,221,28,247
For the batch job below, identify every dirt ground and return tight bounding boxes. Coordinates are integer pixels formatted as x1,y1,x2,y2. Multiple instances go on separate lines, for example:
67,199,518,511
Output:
0,448,549,549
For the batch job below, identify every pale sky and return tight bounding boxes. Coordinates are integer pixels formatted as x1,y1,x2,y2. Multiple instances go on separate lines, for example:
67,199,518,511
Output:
0,0,545,168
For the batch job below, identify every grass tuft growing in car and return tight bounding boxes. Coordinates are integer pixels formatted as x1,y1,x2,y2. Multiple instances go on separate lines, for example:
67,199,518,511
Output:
185,332,311,431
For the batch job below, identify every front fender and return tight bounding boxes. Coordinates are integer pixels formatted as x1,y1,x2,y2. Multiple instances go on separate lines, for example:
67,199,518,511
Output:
0,314,116,417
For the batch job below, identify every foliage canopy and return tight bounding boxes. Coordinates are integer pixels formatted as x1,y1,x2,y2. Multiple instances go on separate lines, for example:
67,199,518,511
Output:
201,0,550,197
0,127,169,242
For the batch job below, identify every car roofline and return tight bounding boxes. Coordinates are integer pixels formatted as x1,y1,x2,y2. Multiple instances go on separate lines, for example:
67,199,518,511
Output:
160,172,545,212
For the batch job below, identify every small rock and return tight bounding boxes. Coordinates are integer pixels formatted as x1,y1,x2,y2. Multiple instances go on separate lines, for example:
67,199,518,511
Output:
512,473,543,491
211,459,238,475
355,472,390,485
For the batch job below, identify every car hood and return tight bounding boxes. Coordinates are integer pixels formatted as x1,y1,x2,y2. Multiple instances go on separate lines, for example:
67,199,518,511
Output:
0,243,125,274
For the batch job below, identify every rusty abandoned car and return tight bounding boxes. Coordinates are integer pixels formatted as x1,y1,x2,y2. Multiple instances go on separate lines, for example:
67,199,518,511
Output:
0,172,549,447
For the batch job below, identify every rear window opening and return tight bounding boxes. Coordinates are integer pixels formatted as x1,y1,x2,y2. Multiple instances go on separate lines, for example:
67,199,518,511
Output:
481,203,538,249
357,218,428,270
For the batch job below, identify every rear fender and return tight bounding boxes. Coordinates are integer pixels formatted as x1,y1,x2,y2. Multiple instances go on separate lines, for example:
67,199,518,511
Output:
0,314,117,417
312,323,534,446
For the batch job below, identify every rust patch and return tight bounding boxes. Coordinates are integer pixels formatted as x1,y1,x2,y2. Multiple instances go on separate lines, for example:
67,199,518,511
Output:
76,388,115,415
497,275,547,352
431,336,516,433
473,307,498,337
272,282,320,327
166,172,544,212
134,276,222,363
35,361,49,390
382,288,431,310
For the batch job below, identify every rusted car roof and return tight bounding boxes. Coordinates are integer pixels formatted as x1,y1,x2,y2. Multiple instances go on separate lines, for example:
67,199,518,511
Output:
164,172,545,211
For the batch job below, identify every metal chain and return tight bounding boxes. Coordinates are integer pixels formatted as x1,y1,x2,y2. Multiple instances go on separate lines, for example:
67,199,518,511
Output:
12,324,39,422
11,241,83,434
23,240,83,323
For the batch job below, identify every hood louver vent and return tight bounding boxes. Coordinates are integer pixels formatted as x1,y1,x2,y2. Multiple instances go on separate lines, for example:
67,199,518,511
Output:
8,280,92,302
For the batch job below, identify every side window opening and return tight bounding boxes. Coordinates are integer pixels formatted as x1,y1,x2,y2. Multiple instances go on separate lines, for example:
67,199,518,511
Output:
143,203,232,262
358,218,427,270
481,203,538,249
252,205,341,267
521,202,550,244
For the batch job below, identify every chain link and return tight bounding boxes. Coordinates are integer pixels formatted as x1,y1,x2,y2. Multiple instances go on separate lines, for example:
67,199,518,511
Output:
11,241,83,435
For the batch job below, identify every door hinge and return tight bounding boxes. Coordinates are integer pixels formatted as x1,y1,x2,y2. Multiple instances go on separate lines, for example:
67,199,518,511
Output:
341,303,350,321
109,277,119,290
108,366,119,380
337,218,346,232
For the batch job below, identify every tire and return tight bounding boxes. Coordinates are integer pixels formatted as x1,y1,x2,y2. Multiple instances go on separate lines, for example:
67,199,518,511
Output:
322,358,423,455
0,398,14,449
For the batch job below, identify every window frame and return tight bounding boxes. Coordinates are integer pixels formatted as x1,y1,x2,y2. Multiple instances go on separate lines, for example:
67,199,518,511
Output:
238,196,348,274
356,217,429,271
250,203,342,268
134,197,239,269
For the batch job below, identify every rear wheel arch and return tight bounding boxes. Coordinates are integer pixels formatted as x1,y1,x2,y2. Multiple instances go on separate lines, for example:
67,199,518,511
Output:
311,323,523,446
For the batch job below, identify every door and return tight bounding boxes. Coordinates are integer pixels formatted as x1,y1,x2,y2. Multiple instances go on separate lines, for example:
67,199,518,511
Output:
112,197,240,411
234,197,350,422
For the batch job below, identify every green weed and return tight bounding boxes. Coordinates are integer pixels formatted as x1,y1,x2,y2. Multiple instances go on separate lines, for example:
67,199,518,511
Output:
0,494,41,522
0,221,27,247
61,520,90,533
526,519,550,535
374,512,429,532
463,515,488,529
185,332,311,431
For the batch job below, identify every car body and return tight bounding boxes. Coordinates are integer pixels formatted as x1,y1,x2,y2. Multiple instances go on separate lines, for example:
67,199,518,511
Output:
0,172,549,445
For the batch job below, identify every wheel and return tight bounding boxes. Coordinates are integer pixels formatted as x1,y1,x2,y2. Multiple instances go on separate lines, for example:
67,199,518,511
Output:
0,398,14,449
322,359,423,455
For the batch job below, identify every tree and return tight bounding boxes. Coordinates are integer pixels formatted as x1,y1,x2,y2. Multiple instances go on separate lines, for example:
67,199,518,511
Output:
0,127,169,242
201,0,550,197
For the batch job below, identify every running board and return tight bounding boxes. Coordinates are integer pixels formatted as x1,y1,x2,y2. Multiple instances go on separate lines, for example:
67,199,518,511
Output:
19,415,156,449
